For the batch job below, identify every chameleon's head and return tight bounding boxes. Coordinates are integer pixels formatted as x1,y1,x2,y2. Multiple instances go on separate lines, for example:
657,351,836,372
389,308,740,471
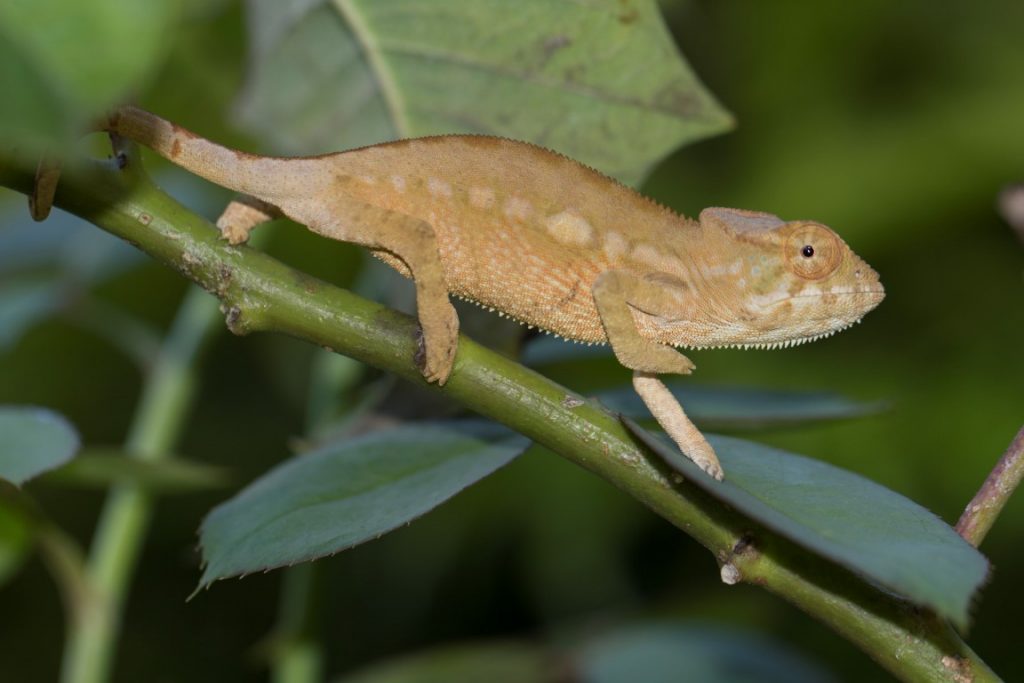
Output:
695,208,885,349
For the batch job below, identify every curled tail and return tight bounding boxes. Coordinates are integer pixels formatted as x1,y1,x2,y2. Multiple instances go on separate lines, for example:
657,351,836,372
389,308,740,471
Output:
104,106,316,202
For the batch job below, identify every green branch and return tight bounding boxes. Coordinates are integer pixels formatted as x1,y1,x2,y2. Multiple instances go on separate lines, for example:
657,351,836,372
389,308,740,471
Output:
0,152,999,683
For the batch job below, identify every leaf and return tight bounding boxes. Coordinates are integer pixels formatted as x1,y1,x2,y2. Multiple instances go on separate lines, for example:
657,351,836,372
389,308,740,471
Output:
41,449,230,493
237,0,732,184
0,281,64,351
0,406,80,486
0,497,32,586
335,641,549,683
625,420,988,630
0,0,178,148
601,383,883,430
575,622,836,683
198,421,530,587
0,199,146,281
520,335,613,366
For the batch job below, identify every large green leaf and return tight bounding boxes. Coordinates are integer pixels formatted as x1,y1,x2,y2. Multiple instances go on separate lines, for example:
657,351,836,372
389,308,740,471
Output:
0,406,80,486
336,641,549,683
198,421,530,587
601,382,882,430
237,0,732,184
0,0,178,148
625,420,988,630
575,622,835,683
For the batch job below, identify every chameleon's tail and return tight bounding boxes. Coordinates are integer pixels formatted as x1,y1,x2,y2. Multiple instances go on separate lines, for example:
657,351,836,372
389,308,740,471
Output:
103,106,311,201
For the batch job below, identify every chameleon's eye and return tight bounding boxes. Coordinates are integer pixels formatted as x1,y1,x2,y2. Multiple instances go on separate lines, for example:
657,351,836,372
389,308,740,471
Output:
784,224,841,280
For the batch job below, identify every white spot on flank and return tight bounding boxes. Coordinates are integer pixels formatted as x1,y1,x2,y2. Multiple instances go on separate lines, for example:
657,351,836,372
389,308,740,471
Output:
603,231,627,260
705,259,744,277
545,210,594,246
390,175,406,192
631,243,682,273
469,186,495,209
504,196,533,221
358,175,377,185
427,177,453,198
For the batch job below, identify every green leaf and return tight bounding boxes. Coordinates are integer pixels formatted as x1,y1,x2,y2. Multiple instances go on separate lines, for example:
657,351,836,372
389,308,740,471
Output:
41,449,230,493
625,420,988,630
336,641,549,683
237,0,732,184
198,421,530,587
601,383,883,430
0,497,33,586
0,280,64,351
0,406,80,486
575,622,836,683
520,335,614,366
0,0,179,148
0,202,145,281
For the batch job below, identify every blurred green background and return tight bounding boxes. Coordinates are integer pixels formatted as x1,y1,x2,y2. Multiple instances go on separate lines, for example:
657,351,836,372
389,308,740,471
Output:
1,1,1022,681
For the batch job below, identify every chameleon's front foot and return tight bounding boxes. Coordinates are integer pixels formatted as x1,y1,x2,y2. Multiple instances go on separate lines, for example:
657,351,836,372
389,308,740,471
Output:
632,371,724,481
416,301,459,385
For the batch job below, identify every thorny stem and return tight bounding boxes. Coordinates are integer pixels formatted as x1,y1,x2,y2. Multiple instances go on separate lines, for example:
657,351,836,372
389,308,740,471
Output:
956,426,1024,547
0,151,1002,683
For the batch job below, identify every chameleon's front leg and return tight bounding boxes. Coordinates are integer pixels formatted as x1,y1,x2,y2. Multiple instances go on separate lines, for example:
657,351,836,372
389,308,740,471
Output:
216,196,280,244
593,270,724,480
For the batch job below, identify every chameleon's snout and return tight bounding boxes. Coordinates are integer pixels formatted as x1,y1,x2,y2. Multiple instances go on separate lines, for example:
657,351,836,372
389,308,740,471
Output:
851,258,885,306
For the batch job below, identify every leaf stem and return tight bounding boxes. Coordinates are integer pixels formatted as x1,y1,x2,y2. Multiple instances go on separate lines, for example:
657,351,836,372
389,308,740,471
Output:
0,151,1001,683
956,425,1024,547
59,284,223,683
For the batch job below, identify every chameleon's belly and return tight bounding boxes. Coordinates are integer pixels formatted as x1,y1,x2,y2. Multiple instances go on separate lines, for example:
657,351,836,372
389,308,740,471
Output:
375,223,610,343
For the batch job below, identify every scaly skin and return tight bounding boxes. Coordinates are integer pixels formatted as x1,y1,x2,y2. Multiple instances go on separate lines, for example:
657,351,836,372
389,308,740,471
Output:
35,106,885,479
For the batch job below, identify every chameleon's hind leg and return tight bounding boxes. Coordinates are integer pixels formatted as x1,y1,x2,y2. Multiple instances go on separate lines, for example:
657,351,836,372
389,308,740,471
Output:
301,195,458,385
593,270,723,480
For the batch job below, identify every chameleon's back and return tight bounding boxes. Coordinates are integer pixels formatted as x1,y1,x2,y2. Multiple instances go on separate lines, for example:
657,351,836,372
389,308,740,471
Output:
327,136,692,341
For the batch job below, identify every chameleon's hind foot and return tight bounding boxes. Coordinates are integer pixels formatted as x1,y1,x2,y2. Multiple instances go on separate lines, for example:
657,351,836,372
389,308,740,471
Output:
632,371,724,480
416,301,459,385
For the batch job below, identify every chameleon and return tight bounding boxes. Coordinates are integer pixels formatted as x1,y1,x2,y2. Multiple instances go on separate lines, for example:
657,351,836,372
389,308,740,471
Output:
32,106,885,480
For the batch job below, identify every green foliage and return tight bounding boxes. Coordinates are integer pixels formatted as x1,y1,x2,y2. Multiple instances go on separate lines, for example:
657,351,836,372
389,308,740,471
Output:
199,422,530,586
0,0,179,149
41,449,229,492
0,406,79,485
602,383,882,430
0,280,63,350
576,623,836,683
628,420,988,629
337,623,836,683
0,499,32,586
237,0,731,184
336,641,549,683
1,0,1022,681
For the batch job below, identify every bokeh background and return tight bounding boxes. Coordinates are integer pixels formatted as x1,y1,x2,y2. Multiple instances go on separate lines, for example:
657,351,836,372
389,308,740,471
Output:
1,1,1022,680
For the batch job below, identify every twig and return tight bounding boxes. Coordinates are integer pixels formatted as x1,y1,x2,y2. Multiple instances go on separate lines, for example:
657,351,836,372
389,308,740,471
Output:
0,149,1000,683
956,426,1024,547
